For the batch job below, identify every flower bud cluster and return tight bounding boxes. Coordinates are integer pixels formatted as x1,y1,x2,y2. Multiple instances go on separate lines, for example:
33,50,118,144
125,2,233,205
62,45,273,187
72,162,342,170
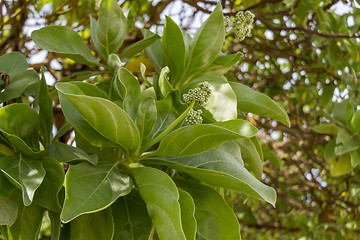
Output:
225,11,255,41
183,81,212,106
185,109,203,125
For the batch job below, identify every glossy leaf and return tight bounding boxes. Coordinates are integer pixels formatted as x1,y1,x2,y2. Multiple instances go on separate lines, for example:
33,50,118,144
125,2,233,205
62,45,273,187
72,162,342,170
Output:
136,97,157,149
333,100,353,127
143,142,277,206
90,0,127,60
0,69,39,102
184,75,237,121
119,31,161,59
163,16,186,83
351,110,360,135
37,69,53,148
229,82,291,127
0,103,39,138
49,141,98,165
117,67,141,121
158,66,173,97
33,158,65,212
0,155,45,206
70,208,114,240
177,181,241,240
182,2,225,83
212,119,258,138
151,124,243,157
237,138,262,178
0,52,28,79
32,26,100,66
57,83,141,154
56,85,115,148
112,190,153,240
61,162,132,223
178,189,196,240
130,167,186,240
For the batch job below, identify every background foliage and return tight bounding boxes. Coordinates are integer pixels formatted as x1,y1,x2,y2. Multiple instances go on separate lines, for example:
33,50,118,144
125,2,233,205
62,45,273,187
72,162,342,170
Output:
1,0,360,239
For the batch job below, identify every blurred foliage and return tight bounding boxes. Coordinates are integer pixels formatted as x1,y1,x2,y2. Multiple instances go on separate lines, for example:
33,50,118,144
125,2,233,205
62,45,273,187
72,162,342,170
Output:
1,0,360,239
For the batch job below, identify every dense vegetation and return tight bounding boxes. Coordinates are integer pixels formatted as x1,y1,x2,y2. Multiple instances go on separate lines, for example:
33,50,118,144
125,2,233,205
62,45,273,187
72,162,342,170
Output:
1,0,360,239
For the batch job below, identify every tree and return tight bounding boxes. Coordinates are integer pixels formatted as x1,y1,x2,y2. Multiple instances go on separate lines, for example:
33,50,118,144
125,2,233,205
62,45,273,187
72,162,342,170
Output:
0,1,288,239
1,0,360,239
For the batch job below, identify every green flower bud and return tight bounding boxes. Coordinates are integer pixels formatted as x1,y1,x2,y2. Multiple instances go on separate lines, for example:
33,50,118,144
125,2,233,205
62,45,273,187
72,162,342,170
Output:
185,109,203,125
182,81,212,106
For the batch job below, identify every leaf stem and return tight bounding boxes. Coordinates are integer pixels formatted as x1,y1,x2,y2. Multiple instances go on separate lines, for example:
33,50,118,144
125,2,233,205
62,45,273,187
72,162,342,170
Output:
142,100,195,152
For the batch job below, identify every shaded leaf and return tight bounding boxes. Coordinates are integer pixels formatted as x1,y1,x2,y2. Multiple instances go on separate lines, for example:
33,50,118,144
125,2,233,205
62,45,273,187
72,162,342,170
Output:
49,141,98,165
70,208,114,240
120,32,161,59
112,190,153,240
136,97,157,149
178,189,196,240
0,52,28,79
130,167,186,240
176,180,241,240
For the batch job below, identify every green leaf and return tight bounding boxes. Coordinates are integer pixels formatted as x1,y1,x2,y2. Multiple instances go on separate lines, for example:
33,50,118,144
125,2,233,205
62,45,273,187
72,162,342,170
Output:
0,195,18,225
151,123,248,157
48,141,98,165
112,190,153,240
6,192,44,240
158,66,173,97
0,69,40,102
350,149,360,167
56,83,141,155
130,167,186,240
330,154,353,177
320,83,336,105
70,208,114,240
143,141,277,206
0,172,15,197
49,211,61,240
72,81,109,99
176,181,241,240
56,85,115,148
117,67,141,121
153,91,182,138
335,138,359,155
52,123,72,143
178,189,197,240
237,138,262,178
136,97,157,149
229,82,291,127
333,100,353,126
162,16,186,83
0,131,45,158
90,0,127,60
61,162,132,223
32,26,100,66
0,52,28,79
212,119,258,137
311,123,338,135
263,147,283,169
143,29,163,73
194,53,243,78
0,103,39,138
37,69,53,148
182,2,225,83
324,139,337,163
119,32,161,59
351,110,360,135
184,75,237,121
33,158,65,212
0,155,45,206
